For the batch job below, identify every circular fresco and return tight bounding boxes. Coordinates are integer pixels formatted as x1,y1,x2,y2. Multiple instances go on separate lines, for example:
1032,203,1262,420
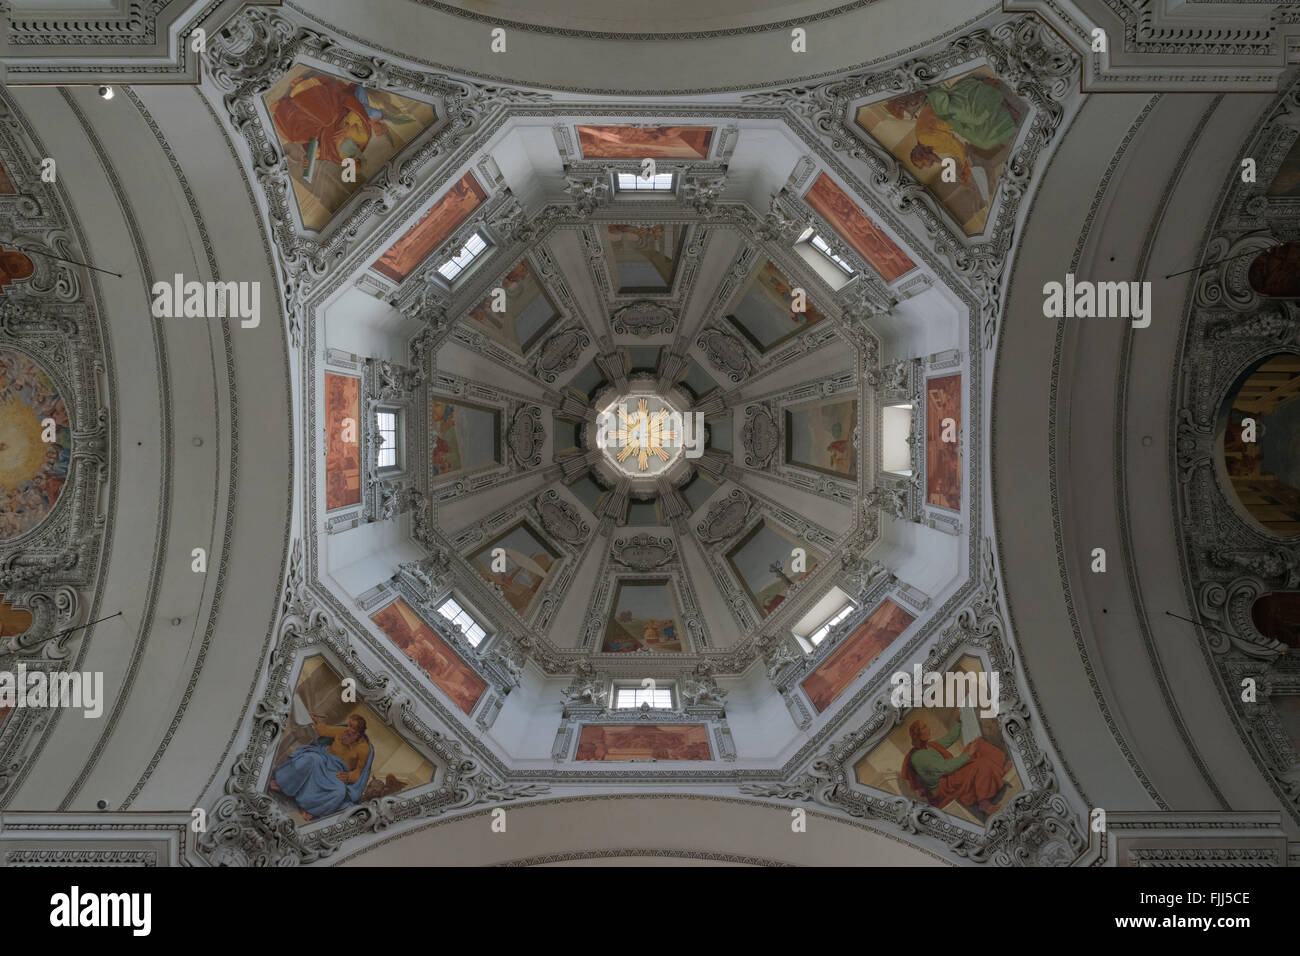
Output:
0,349,71,541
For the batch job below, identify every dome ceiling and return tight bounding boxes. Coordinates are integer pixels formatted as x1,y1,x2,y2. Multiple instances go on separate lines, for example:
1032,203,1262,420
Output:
5,0,1299,872
412,210,869,661
232,2,1047,848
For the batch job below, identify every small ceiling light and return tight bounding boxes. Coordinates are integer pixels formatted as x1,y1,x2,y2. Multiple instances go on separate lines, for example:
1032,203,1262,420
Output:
98,86,114,100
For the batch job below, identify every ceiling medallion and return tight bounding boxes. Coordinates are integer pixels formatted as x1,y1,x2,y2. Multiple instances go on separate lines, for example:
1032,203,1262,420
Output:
594,391,702,477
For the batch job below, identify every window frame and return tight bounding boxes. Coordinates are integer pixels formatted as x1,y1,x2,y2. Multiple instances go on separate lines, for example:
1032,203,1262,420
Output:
433,230,493,287
375,405,403,475
610,680,677,711
612,171,678,196
435,593,490,649
807,231,856,276
792,588,858,654
807,601,855,648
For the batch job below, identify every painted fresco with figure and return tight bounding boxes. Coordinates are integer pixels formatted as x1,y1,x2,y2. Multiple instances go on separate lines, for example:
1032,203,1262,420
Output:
726,259,825,352
264,65,437,231
324,373,360,510
470,521,559,615
803,173,915,282
855,68,1026,235
371,598,487,714
602,580,685,653
466,261,561,354
802,600,915,712
575,724,711,760
0,350,71,541
785,398,857,478
577,125,714,160
0,160,14,194
373,173,488,283
727,521,821,617
926,374,961,511
269,656,435,824
853,655,1022,826
602,224,683,293
430,400,500,478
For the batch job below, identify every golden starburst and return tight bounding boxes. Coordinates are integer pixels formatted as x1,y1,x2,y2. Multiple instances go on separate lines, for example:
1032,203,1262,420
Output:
613,397,677,472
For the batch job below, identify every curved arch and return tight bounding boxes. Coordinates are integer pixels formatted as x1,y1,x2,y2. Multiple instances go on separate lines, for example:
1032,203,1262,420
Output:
334,794,954,866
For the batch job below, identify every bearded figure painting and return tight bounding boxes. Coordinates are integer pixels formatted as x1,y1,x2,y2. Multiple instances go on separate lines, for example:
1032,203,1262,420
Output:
269,657,434,824
853,657,1022,826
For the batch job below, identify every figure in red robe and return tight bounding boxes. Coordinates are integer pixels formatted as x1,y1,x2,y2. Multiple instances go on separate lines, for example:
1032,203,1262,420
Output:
901,719,1008,816
270,73,387,168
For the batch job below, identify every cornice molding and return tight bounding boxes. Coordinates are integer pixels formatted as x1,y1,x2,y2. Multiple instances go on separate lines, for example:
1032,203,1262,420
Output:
1008,0,1300,92
1173,71,1300,822
0,0,280,86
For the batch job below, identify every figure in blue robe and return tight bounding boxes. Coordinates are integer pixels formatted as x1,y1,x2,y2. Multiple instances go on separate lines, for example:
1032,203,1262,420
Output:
272,714,374,820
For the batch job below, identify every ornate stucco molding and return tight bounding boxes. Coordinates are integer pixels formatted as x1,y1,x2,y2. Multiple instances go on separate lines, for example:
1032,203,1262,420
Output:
1007,0,1299,92
743,15,1078,352
203,6,555,343
1173,71,1300,823
197,542,549,866
0,93,113,803
1,0,279,86
743,540,1090,866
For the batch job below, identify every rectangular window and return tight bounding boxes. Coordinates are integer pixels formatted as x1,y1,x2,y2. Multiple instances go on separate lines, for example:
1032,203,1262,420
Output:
810,233,855,275
613,684,674,709
615,171,676,193
436,596,487,647
436,232,489,282
808,602,855,647
377,410,398,470
882,403,913,476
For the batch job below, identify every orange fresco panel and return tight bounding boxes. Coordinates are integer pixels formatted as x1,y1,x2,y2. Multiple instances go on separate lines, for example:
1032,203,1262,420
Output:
324,373,361,510
577,125,714,160
372,173,488,283
371,598,487,714
803,173,915,282
802,600,915,713
926,374,961,511
575,724,712,761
